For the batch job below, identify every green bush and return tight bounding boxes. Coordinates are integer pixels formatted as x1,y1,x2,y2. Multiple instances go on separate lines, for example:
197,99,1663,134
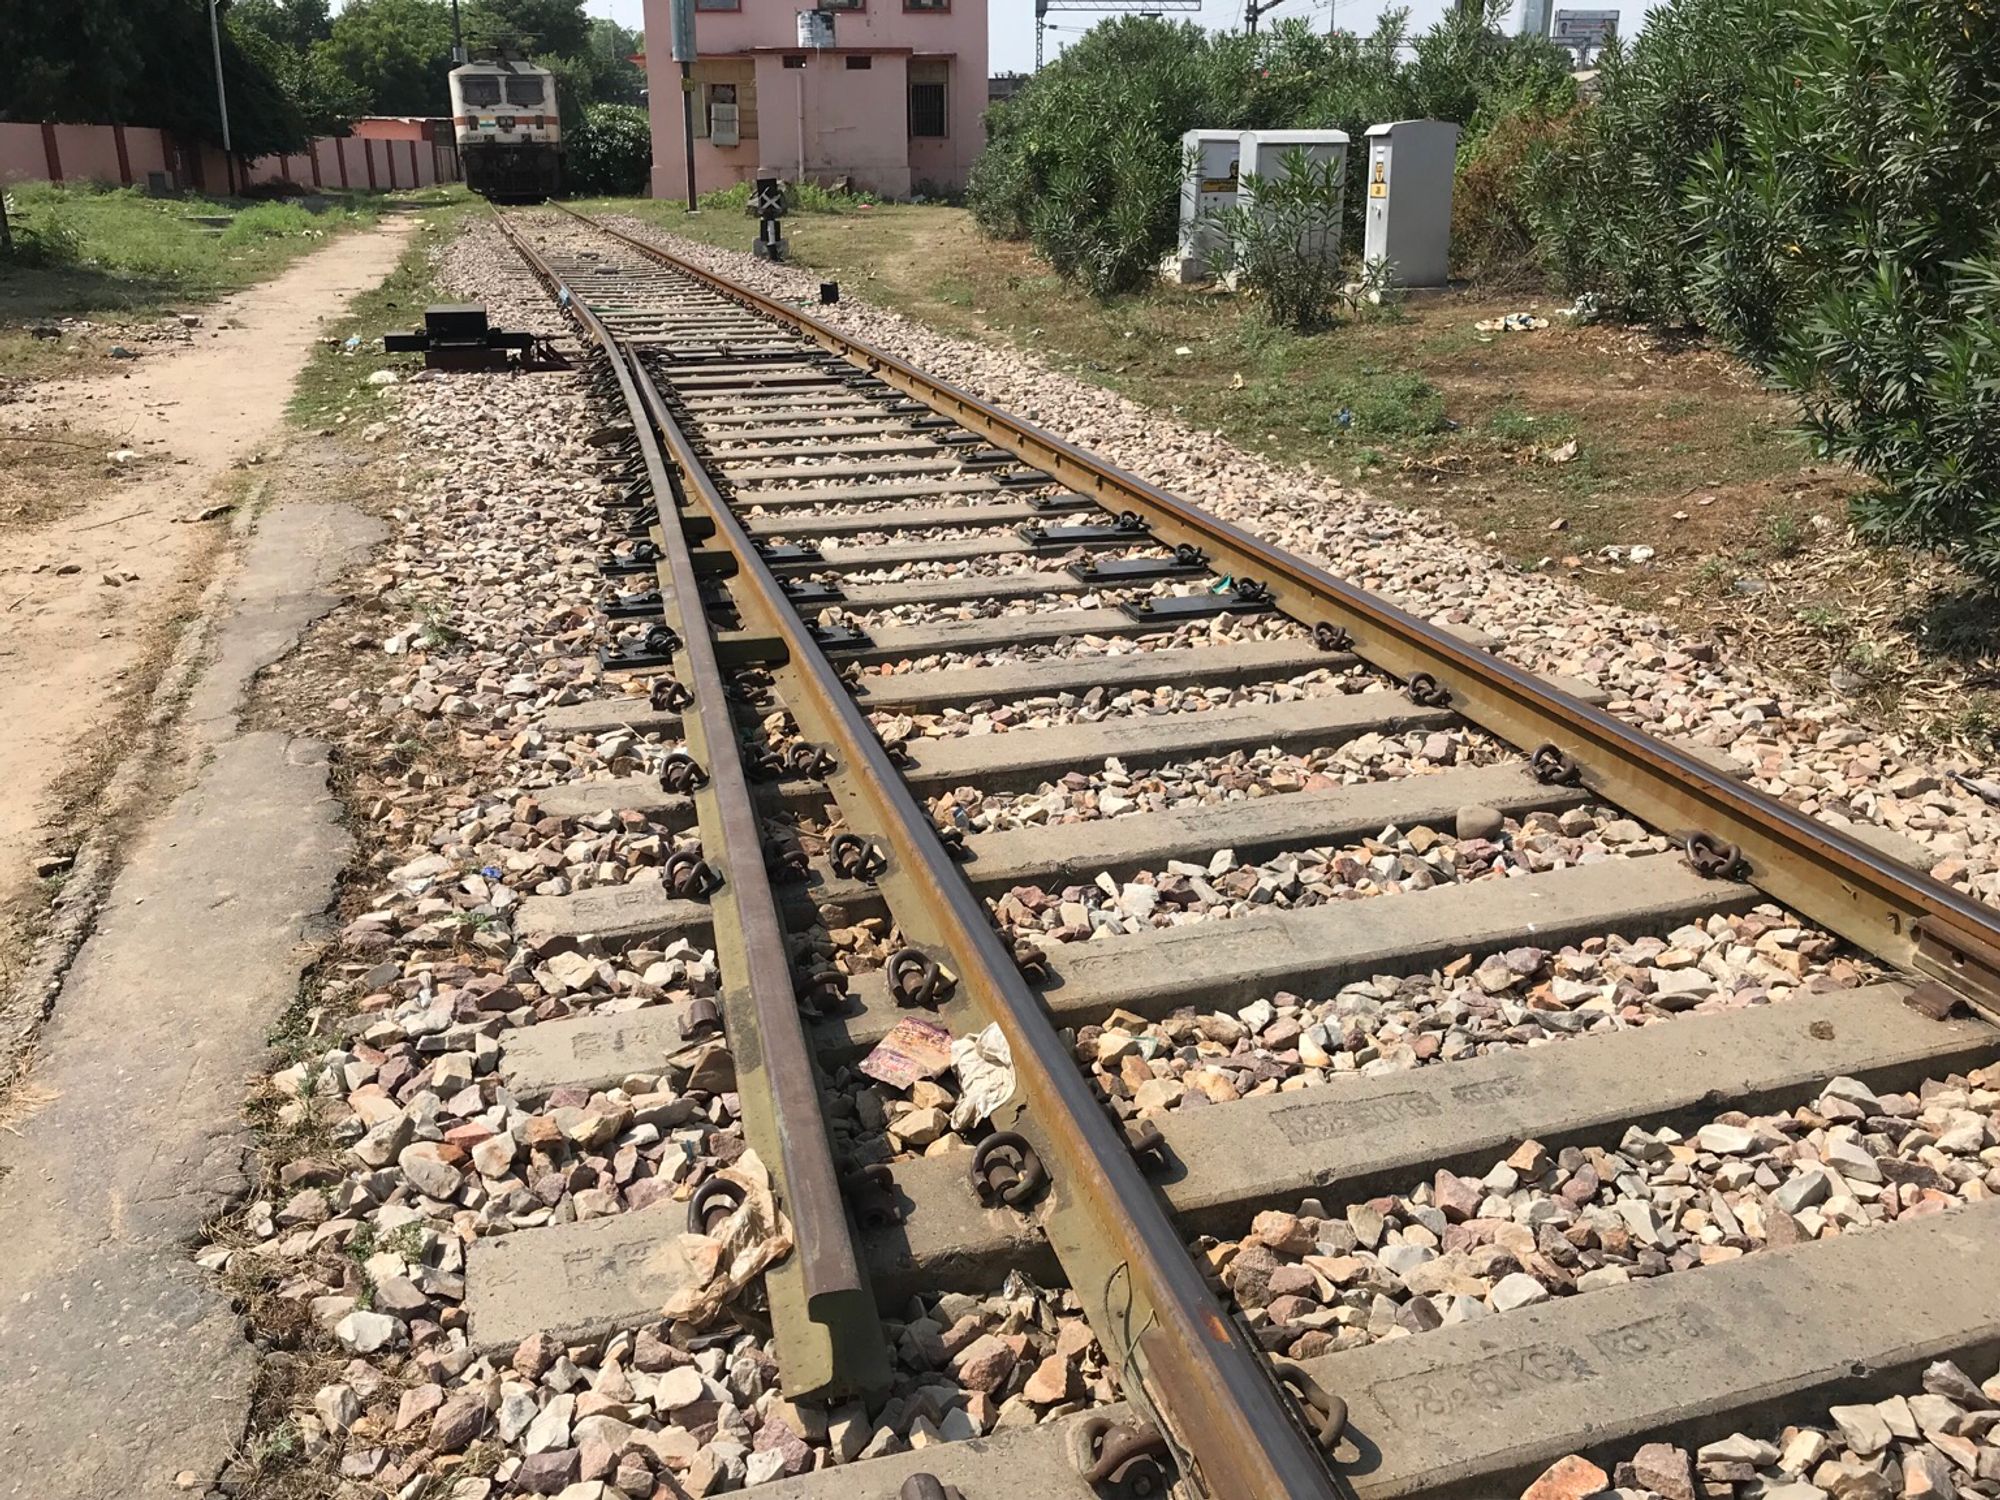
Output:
967,10,1574,299
695,180,876,215
1211,149,1348,330
969,19,1256,296
1757,0,2000,575
219,200,320,245
1451,105,1572,282
1524,0,1794,326
565,103,652,197
1530,0,2000,577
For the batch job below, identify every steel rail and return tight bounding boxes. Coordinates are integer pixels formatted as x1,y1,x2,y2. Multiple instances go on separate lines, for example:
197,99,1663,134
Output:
493,213,888,1399
550,203,2000,1017
621,346,1350,1500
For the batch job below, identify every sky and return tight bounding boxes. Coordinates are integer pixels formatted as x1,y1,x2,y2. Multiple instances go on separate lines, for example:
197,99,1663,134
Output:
343,0,1660,86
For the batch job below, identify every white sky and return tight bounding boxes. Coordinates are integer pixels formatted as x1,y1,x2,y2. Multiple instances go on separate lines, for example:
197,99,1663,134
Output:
339,0,1662,89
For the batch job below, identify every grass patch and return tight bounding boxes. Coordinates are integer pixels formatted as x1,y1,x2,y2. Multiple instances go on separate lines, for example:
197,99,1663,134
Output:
0,182,430,378
286,191,479,430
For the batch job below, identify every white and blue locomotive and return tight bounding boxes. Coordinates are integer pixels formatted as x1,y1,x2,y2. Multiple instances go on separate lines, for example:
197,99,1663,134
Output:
450,57,563,201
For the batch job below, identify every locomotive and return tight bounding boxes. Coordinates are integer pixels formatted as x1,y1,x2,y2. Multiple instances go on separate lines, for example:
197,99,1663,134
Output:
450,57,563,202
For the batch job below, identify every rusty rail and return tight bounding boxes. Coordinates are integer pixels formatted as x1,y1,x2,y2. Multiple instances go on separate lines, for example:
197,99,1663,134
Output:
493,212,889,1400
550,202,2000,1021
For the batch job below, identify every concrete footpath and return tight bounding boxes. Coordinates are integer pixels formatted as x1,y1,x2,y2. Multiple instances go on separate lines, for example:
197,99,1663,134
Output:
0,494,385,1497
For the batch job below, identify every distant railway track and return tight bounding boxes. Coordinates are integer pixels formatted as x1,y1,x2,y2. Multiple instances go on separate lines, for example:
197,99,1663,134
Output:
472,202,2000,1500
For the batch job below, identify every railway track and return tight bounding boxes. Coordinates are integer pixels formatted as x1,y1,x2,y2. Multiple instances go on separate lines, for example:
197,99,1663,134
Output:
464,204,2000,1500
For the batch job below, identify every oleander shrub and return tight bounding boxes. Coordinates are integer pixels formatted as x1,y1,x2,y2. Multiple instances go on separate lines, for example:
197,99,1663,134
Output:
1530,0,2000,575
1211,148,1349,330
565,103,651,197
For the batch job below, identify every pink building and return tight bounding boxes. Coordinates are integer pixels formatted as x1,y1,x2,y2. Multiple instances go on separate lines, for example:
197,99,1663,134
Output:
642,0,987,200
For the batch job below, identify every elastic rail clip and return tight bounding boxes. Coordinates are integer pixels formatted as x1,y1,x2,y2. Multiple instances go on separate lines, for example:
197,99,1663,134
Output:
659,752,709,795
970,1131,1048,1210
1530,743,1582,786
1405,672,1452,708
679,996,724,1042
664,849,722,899
1013,941,1051,982
1274,1359,1351,1454
828,833,888,882
1684,830,1748,880
687,1173,746,1235
650,678,693,713
766,844,811,882
1070,1416,1173,1499
784,742,837,780
1314,621,1354,653
796,964,850,1019
1123,1118,1169,1174
848,1163,907,1231
886,948,947,1009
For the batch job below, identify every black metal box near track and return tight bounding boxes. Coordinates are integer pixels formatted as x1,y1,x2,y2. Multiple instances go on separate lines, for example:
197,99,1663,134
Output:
422,303,494,341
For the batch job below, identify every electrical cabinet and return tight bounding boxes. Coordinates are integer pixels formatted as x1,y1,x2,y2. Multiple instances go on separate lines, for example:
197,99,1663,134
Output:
1238,129,1349,269
1361,120,1458,288
1172,130,1244,283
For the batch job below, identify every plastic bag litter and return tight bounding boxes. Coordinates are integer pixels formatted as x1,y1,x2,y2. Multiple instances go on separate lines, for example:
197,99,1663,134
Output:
1475,312,1549,333
661,1150,794,1329
950,1022,1016,1133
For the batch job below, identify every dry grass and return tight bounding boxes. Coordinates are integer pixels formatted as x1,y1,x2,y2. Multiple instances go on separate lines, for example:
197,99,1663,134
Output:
0,426,146,534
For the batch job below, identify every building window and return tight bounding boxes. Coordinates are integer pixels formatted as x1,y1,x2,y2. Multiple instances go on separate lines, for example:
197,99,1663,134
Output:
846,55,873,69
692,65,758,138
695,0,738,11
909,80,947,138
822,0,867,9
782,54,806,69
909,60,948,138
906,0,950,10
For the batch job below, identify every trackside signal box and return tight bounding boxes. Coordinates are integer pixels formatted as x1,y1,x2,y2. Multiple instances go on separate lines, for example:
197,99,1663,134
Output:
1361,119,1459,287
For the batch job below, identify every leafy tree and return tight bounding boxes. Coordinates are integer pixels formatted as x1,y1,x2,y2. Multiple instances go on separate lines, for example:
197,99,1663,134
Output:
565,101,652,194
0,0,309,154
1530,0,2000,576
581,18,648,107
464,0,591,58
0,0,147,122
233,0,333,52
1753,0,2000,575
1524,0,1794,325
325,0,456,116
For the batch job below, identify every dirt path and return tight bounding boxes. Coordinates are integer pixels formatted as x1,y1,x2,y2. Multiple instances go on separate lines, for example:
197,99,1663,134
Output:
0,215,413,976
